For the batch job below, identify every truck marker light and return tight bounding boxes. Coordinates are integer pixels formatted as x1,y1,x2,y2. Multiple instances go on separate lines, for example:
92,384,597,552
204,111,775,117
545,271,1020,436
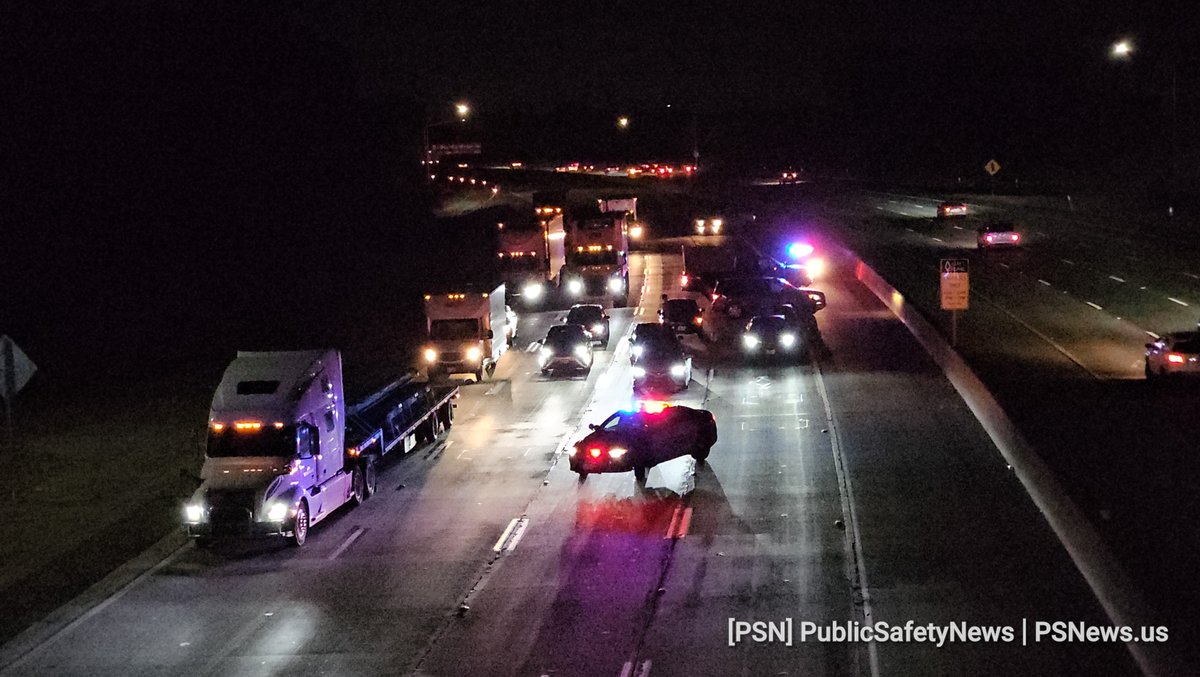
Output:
273,422,285,429
235,421,262,431
424,294,432,300
210,422,225,432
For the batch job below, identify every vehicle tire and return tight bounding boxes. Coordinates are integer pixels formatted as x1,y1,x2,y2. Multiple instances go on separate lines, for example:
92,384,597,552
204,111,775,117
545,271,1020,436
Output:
486,362,497,378
633,465,647,483
541,368,551,376
349,465,366,507
577,471,588,482
600,341,609,350
288,501,309,547
363,460,378,498
1145,361,1153,381
474,367,484,382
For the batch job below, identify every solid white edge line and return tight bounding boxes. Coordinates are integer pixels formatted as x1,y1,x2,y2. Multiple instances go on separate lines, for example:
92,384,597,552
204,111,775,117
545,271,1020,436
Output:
847,248,1183,676
1167,297,1189,307
1038,279,1052,286
503,518,529,553
1086,301,1103,310
492,518,519,552
328,526,366,561
1109,276,1126,283
812,364,880,677
635,659,652,677
1146,331,1161,340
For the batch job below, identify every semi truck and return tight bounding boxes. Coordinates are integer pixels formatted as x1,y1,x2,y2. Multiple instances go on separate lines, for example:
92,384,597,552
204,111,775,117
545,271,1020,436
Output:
496,197,566,304
183,350,457,547
422,284,508,381
562,211,630,307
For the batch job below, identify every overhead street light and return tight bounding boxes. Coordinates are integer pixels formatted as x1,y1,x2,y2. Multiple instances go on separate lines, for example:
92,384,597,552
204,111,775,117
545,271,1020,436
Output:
423,101,474,180
617,116,630,129
1111,39,1134,59
455,102,471,120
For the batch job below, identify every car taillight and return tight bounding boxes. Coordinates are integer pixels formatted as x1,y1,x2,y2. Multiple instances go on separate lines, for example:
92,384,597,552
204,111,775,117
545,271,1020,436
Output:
1012,233,1020,241
986,234,995,242
588,447,603,458
1168,353,1185,364
680,274,689,287
694,315,703,325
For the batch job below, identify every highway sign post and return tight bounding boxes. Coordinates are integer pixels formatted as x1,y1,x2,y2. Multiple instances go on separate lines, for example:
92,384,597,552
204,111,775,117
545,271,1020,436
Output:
940,259,969,346
1,336,36,455
984,159,1001,194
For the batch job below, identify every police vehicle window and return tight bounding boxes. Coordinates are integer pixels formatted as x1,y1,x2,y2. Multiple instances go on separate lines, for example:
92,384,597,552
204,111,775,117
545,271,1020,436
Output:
601,413,621,431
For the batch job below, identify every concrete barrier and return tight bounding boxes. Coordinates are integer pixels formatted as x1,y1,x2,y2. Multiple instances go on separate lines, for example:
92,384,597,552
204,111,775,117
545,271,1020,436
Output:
846,249,1184,677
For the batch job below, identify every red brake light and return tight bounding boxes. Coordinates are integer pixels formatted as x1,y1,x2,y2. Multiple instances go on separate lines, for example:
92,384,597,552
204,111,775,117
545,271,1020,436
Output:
680,274,689,287
986,234,995,242
1012,233,1020,241
1168,353,1185,364
588,447,603,458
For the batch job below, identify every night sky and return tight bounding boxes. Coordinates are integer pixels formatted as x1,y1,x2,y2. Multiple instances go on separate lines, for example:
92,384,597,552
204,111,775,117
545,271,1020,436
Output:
1,2,1192,381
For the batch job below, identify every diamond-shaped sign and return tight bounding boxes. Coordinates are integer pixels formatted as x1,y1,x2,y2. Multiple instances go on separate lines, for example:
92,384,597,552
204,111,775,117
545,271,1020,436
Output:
984,159,1001,176
1,335,36,398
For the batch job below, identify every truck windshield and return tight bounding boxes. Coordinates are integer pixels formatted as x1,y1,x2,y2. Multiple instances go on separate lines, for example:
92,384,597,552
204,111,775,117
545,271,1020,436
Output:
501,256,543,271
206,426,296,458
573,251,619,265
431,319,480,340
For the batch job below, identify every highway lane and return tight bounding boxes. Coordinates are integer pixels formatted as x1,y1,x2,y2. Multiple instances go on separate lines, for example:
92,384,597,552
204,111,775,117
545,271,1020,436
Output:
0,243,1145,676
0,264,648,676
411,250,1136,676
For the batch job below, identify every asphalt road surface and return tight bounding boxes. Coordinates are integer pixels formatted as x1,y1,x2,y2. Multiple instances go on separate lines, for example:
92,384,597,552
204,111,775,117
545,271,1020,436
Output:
1,247,1142,676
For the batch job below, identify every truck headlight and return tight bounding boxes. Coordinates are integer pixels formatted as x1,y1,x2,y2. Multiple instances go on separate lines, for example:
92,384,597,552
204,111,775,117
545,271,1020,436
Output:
567,279,583,295
423,348,438,363
711,219,723,233
631,366,646,378
779,333,796,348
743,334,760,349
184,504,205,523
266,502,289,522
522,282,544,300
607,277,623,292
670,363,687,377
466,346,483,362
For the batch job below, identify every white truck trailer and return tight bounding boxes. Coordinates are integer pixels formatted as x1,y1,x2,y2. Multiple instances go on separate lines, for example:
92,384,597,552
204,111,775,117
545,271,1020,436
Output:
422,284,508,382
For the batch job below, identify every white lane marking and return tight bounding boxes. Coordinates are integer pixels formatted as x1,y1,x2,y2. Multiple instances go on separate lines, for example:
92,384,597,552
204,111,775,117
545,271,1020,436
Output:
618,659,652,677
328,526,366,560
1147,331,1161,339
1108,276,1126,283
1086,302,1103,310
812,365,880,677
1061,258,1075,265
1168,297,1190,307
503,518,529,553
931,237,944,243
875,206,885,210
998,262,1010,269
1038,279,1052,286
904,227,914,233
952,225,963,230
493,518,519,552
1184,273,1200,280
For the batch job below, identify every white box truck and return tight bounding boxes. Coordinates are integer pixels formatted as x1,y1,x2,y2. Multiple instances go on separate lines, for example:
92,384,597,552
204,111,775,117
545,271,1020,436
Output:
422,284,508,381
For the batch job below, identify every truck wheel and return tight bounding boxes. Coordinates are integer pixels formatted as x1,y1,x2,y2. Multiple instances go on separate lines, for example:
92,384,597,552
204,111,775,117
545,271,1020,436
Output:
363,460,378,498
576,471,588,482
288,501,309,547
349,466,366,507
486,362,497,378
691,445,710,463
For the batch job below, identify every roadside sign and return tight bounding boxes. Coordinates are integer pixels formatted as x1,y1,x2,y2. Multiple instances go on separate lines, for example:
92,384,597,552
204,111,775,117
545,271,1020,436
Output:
940,259,970,310
1,336,35,399
984,159,1001,176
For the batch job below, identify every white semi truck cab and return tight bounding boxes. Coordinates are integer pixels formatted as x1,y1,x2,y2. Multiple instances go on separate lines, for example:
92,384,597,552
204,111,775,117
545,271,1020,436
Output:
422,284,508,382
184,350,456,547
563,212,630,307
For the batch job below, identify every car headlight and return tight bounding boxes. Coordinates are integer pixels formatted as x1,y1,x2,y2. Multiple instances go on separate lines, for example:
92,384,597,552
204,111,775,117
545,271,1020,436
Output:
608,447,627,459
631,366,646,378
539,346,553,360
567,279,583,295
695,224,706,234
266,502,289,522
574,344,590,358
591,323,605,335
466,346,483,362
711,218,723,228
779,333,796,348
632,345,644,358
743,334,760,349
184,504,204,523
630,225,644,239
695,218,706,227
607,277,623,292
423,348,438,363
670,363,687,377
523,282,543,300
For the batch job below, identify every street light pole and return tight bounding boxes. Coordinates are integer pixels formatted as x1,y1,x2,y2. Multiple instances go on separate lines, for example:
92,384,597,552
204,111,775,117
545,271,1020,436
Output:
423,102,470,182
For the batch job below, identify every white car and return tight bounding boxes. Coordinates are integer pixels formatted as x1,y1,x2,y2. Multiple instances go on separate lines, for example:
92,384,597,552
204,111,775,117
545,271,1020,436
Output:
1145,332,1200,380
